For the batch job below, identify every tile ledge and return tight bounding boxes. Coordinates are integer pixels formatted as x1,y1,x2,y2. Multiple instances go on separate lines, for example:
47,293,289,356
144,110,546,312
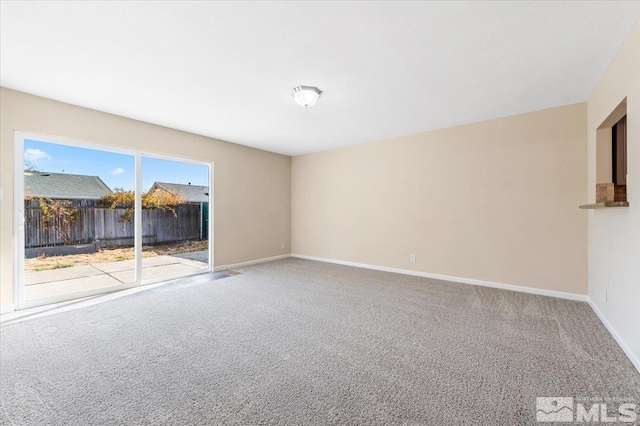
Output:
579,201,629,209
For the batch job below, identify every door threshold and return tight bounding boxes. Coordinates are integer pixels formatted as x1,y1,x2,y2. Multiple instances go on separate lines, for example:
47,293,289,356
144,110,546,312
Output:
1,270,234,326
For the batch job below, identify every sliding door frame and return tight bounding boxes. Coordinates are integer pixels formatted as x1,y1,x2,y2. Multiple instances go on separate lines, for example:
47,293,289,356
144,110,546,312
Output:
138,151,213,284
13,131,214,310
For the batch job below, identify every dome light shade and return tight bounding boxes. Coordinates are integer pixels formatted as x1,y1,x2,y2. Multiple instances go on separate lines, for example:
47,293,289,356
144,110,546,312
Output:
292,86,321,108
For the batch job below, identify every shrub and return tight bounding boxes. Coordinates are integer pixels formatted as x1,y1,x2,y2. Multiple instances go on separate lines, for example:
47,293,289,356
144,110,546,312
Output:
98,188,185,222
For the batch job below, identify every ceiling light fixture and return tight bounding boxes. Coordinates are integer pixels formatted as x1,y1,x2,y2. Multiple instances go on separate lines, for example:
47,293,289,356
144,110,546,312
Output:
292,86,322,108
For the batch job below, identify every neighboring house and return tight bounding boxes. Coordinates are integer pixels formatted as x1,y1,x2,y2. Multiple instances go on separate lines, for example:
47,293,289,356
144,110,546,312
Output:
23,172,113,250
24,171,112,200
149,182,209,204
149,182,209,239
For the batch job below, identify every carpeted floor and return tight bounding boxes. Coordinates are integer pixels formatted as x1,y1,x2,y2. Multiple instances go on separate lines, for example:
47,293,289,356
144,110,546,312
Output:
1,258,638,425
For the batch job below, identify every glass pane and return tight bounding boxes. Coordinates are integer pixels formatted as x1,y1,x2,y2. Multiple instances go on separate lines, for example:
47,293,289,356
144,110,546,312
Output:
23,140,135,303
141,157,209,281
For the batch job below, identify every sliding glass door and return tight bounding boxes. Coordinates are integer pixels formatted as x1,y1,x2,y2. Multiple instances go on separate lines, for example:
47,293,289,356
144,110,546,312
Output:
140,156,210,281
15,132,212,309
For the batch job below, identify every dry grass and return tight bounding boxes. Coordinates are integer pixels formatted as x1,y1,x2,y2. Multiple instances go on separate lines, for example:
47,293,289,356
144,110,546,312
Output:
25,240,208,272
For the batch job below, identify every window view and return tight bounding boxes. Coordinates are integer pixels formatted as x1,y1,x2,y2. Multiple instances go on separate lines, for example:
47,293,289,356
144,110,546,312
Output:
141,156,210,281
23,140,136,303
22,139,211,306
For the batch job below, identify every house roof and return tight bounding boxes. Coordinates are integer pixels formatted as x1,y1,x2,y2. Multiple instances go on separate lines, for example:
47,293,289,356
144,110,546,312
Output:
152,182,209,203
24,171,112,200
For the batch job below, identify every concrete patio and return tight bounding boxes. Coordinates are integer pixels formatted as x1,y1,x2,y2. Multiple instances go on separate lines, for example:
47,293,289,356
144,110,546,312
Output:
25,254,208,302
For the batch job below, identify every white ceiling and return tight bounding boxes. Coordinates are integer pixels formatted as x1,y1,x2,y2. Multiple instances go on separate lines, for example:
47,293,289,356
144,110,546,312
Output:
2,2,639,156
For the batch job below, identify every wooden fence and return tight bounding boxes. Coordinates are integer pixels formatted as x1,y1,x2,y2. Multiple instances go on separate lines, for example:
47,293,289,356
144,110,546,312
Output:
25,199,202,248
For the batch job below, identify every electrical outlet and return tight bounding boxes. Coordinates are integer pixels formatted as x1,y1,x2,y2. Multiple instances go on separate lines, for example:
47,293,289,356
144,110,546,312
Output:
281,242,286,249
410,254,416,263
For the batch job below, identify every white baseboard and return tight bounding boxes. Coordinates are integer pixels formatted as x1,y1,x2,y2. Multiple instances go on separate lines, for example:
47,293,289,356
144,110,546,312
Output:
291,254,588,302
0,304,15,315
214,254,291,272
587,298,640,374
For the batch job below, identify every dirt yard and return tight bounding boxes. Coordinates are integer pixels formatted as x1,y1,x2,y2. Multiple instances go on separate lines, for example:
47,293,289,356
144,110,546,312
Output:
25,240,208,272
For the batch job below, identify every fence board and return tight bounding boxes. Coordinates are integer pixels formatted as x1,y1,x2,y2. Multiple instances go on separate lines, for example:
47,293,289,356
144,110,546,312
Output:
24,199,202,248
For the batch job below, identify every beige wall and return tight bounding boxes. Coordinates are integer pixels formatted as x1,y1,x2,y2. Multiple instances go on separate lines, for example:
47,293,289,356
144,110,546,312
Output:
0,87,291,308
292,103,588,294
587,21,640,366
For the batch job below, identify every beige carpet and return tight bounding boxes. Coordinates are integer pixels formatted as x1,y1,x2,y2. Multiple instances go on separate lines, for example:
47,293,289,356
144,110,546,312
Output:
1,258,638,425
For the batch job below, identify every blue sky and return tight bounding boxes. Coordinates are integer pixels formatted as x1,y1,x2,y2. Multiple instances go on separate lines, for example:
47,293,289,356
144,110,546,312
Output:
25,139,209,191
